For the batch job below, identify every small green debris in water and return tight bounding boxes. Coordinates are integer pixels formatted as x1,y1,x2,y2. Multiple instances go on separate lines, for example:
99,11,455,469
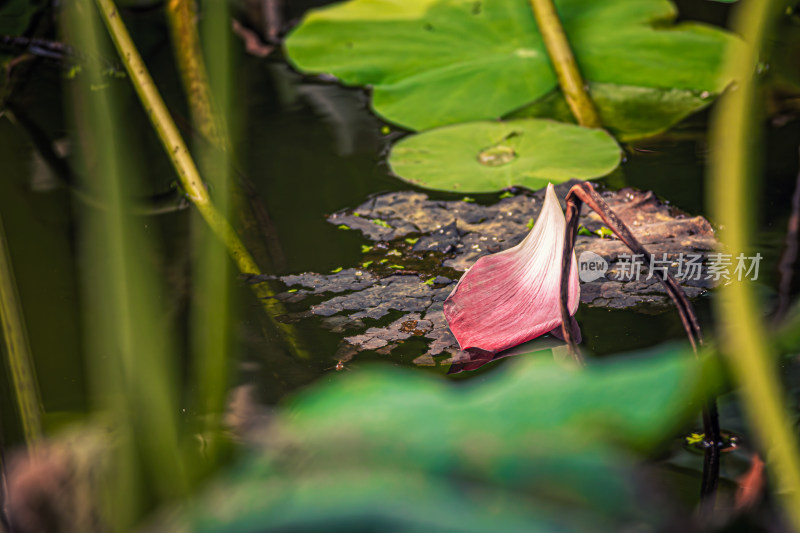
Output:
381,125,391,135
379,259,388,264
387,249,401,256
362,261,373,268
361,245,373,253
684,431,740,452
287,288,298,293
65,64,83,79
331,267,343,273
596,226,613,239
389,264,405,269
424,277,436,285
577,225,613,238
526,218,534,230
685,432,704,445
499,191,514,199
461,196,476,203
404,237,419,245
372,219,392,228
337,224,350,230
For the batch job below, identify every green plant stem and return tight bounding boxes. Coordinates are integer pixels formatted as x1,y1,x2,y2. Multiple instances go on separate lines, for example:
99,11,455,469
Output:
709,0,800,528
528,0,601,128
165,0,225,148
191,0,232,468
0,210,42,447
93,0,248,268
94,0,307,358
165,0,233,467
68,0,190,514
164,0,284,272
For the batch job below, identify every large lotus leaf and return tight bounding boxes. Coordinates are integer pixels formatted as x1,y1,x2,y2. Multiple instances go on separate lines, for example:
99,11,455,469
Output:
509,83,715,141
388,119,621,191
285,0,738,132
152,348,716,532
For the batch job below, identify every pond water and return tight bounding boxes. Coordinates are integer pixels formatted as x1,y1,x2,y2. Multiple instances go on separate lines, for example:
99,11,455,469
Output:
1,0,799,455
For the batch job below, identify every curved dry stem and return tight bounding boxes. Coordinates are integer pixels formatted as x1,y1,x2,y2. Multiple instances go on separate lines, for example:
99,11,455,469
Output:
559,195,584,365
560,181,720,504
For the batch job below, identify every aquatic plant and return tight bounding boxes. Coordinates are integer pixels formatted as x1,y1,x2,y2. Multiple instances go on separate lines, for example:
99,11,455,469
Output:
285,0,741,191
2,0,800,531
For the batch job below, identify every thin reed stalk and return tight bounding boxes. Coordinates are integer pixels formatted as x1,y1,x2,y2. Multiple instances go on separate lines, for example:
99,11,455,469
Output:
0,210,42,448
709,0,800,529
94,0,308,358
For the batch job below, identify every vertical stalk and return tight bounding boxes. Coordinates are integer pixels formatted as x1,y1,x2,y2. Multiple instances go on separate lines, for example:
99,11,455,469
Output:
165,0,225,148
709,0,800,530
165,0,287,274
189,0,232,467
65,0,188,524
528,0,601,128
0,210,42,447
93,0,251,269
93,0,307,358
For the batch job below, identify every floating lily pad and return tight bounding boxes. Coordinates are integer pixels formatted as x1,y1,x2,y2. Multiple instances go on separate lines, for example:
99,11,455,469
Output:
285,0,739,134
388,119,621,192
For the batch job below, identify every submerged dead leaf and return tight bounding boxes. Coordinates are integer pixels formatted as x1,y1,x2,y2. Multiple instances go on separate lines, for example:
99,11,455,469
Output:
253,181,718,365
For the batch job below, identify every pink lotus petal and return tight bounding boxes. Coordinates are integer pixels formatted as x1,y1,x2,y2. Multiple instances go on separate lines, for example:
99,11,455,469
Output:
443,183,580,354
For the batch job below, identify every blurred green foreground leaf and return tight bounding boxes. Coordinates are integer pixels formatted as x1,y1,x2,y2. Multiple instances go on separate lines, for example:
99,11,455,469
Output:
151,347,717,532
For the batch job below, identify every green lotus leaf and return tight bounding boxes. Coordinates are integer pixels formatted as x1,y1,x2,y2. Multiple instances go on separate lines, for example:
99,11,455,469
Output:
509,83,715,141
285,0,739,134
388,119,621,192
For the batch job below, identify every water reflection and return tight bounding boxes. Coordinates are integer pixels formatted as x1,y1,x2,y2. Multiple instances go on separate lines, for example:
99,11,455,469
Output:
448,319,582,374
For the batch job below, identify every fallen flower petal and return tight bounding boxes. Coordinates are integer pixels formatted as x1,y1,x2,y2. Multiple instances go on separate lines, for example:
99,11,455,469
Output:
443,183,580,354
